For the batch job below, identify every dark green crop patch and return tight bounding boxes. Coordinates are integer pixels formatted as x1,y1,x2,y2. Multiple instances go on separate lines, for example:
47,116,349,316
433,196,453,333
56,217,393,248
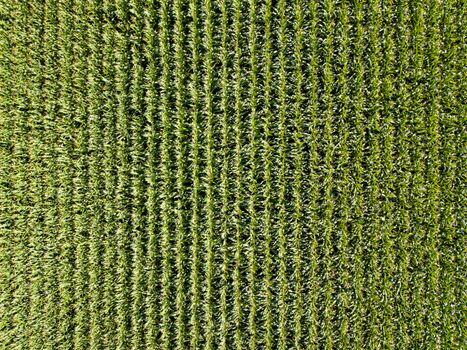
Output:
0,0,465,349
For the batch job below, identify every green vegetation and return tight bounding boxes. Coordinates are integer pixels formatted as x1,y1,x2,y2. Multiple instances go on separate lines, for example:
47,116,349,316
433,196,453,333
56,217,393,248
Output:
0,0,465,349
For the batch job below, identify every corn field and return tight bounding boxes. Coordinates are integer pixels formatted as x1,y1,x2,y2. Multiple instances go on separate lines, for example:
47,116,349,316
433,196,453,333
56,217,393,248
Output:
0,0,465,349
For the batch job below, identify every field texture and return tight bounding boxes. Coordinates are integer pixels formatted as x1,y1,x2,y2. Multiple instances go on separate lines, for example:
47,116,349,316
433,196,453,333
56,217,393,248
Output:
0,0,465,349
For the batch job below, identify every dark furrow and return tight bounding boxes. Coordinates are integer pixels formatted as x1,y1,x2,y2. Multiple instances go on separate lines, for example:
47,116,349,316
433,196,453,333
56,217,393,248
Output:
143,0,161,347
454,0,466,345
102,0,118,347
57,0,75,348
380,1,396,348
305,1,320,348
218,1,230,348
439,0,460,347
261,1,274,348
292,1,304,348
394,1,412,347
129,0,146,348
335,2,351,348
321,1,335,347
425,0,442,347
73,0,91,347
87,0,105,348
232,0,244,348
366,1,383,347
247,1,259,349
203,1,216,348
277,0,289,348
189,0,202,348
350,0,366,347
158,0,173,348
115,0,132,348
173,0,187,348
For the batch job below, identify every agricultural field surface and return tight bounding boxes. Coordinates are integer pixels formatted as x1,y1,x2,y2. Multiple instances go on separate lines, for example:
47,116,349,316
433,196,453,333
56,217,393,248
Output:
0,0,465,349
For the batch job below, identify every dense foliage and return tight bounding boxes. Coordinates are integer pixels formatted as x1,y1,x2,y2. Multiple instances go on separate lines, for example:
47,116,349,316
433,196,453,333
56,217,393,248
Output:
0,0,465,349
